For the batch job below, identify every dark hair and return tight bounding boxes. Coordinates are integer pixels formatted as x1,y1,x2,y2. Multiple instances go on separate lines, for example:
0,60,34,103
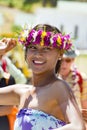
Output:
55,60,62,74
33,24,61,34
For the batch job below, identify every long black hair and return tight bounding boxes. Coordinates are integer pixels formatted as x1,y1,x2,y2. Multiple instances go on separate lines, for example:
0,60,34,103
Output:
55,59,62,74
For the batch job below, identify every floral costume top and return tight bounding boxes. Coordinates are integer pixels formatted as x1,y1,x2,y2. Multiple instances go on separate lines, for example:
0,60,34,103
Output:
14,108,66,130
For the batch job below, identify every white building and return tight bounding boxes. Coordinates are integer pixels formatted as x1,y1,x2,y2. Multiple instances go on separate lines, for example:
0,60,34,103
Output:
35,1,87,50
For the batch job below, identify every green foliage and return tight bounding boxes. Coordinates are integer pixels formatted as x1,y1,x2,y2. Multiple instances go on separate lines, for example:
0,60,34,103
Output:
61,0,87,1
11,25,22,37
0,0,22,8
0,0,42,12
8,0,14,8
23,0,40,5
0,25,22,39
42,0,57,7
21,4,32,13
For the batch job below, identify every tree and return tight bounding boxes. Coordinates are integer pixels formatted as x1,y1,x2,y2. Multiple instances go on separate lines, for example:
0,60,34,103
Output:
42,0,57,7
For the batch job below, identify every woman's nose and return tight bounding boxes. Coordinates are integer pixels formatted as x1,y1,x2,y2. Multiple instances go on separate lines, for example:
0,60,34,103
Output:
34,49,43,56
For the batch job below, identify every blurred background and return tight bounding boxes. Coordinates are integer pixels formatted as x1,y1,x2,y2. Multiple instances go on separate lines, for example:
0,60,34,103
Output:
0,0,87,78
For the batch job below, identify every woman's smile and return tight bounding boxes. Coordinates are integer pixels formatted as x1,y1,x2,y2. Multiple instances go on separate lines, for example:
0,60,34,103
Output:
33,60,45,65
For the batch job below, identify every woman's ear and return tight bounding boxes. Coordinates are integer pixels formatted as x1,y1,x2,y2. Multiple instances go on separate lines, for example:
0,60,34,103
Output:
58,50,64,60
58,57,62,61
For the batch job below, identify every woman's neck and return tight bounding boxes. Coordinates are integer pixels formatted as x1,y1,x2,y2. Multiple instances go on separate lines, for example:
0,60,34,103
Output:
31,72,57,87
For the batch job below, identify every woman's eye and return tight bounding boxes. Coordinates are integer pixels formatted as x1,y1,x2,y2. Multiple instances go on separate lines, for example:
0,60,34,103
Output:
43,47,52,51
28,46,36,50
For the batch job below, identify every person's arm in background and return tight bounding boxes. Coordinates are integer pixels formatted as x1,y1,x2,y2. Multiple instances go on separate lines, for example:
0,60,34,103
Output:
81,74,87,130
0,38,17,117
0,38,27,84
5,56,27,84
0,67,13,117
82,108,87,130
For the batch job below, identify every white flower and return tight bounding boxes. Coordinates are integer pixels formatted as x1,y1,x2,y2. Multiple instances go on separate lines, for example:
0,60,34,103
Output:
33,31,38,42
23,29,29,38
50,37,54,45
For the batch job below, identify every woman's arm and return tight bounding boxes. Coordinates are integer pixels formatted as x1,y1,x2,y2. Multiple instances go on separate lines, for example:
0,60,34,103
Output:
0,105,13,116
53,98,86,130
0,84,33,106
55,81,86,130
0,84,20,106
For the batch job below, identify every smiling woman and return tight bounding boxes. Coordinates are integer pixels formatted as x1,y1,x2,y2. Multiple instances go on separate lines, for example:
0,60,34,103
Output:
0,24,86,130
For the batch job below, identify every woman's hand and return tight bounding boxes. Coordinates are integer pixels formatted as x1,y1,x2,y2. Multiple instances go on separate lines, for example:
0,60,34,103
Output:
0,38,17,55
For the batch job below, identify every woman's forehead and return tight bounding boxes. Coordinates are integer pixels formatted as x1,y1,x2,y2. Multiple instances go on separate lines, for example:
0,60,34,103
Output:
28,44,61,53
29,44,53,48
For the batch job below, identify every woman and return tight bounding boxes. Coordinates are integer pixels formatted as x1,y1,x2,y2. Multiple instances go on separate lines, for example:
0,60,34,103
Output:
0,24,85,130
0,38,17,130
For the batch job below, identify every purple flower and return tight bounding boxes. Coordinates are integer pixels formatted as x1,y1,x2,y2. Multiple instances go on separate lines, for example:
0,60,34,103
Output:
44,32,51,46
33,30,42,44
19,28,73,51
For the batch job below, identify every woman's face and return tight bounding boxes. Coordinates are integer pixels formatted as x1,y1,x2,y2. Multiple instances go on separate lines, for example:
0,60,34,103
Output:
26,44,61,75
59,58,75,77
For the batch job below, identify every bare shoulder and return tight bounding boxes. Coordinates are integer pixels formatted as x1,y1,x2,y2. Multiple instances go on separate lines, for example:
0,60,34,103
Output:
13,84,35,95
54,78,72,92
52,79,74,101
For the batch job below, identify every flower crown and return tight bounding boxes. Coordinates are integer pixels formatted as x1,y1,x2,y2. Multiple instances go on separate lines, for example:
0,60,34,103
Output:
18,29,72,51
